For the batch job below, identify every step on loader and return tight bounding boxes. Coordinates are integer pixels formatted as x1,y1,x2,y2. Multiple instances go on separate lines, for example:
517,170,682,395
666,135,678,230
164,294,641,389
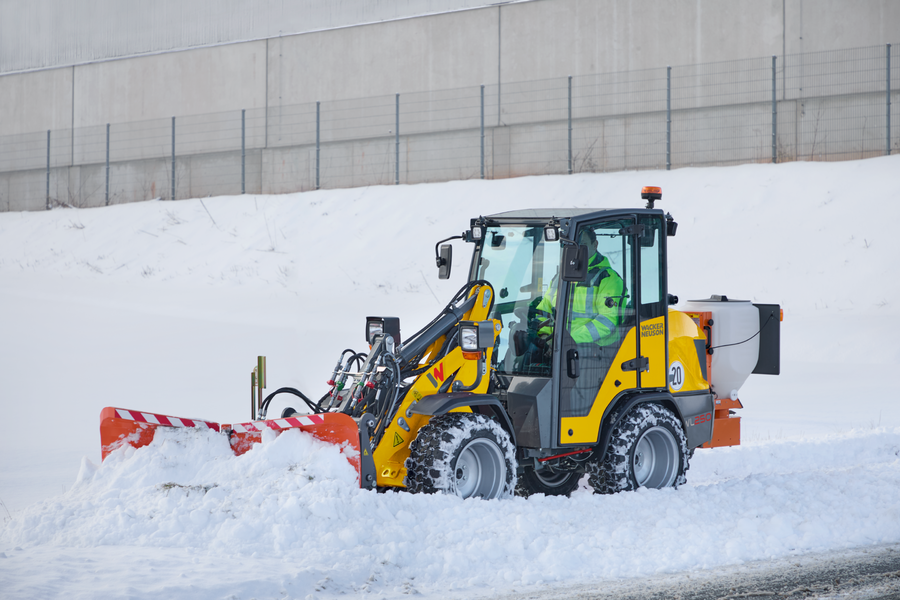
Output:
101,187,781,499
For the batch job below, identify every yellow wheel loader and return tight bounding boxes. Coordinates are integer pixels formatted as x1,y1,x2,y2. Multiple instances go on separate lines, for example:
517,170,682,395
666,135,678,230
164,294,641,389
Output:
100,187,781,499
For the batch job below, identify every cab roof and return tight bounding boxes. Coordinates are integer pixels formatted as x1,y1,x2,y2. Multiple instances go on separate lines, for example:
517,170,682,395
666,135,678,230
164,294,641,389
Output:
484,207,664,222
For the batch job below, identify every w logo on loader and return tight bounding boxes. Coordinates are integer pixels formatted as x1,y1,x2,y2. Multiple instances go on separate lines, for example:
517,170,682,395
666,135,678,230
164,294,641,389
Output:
425,363,445,388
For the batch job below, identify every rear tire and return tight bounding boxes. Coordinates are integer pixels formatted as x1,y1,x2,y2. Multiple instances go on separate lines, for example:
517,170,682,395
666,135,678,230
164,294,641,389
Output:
516,466,581,498
588,403,688,494
404,413,516,499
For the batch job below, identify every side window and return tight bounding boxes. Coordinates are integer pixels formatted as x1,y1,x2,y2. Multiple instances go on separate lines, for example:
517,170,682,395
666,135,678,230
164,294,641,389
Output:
638,216,665,319
565,219,635,346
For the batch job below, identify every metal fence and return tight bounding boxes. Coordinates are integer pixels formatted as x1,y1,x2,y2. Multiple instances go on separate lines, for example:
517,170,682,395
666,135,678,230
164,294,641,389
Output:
0,43,897,212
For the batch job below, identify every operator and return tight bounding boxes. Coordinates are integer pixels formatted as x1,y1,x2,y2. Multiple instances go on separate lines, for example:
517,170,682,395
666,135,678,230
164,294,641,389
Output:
533,227,625,348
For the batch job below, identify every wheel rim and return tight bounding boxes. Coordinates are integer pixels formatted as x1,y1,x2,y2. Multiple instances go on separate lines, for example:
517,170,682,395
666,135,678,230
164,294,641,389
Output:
454,438,507,499
533,468,576,488
632,426,679,488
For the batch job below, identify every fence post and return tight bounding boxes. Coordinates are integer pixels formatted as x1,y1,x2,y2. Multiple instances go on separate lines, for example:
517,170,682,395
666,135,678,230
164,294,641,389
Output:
772,56,778,163
316,101,321,190
395,93,400,185
888,44,892,156
105,123,110,206
241,109,246,194
666,66,671,171
46,130,50,210
568,75,573,175
480,85,485,179
171,116,176,201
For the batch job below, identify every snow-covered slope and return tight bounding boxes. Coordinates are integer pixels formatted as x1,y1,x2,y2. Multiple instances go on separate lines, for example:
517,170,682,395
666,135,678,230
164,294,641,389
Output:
1,156,899,599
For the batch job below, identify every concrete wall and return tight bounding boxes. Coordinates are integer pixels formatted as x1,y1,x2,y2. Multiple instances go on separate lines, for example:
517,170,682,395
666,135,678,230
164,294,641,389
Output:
2,85,897,211
1,0,502,74
1,68,74,136
73,42,268,127
2,0,898,137
1,0,898,212
267,9,500,109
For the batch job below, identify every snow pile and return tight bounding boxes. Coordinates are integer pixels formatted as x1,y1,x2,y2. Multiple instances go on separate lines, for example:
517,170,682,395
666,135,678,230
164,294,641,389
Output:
2,426,900,598
4,428,359,551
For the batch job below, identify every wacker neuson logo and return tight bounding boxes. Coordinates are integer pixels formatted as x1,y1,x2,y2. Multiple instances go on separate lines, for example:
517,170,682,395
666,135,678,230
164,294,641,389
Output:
640,322,664,337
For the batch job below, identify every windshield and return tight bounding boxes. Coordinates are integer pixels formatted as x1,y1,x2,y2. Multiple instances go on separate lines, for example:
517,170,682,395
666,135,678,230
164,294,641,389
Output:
475,225,562,376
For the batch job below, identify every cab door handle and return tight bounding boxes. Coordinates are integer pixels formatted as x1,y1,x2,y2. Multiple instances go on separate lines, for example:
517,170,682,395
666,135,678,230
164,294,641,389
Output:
566,349,579,379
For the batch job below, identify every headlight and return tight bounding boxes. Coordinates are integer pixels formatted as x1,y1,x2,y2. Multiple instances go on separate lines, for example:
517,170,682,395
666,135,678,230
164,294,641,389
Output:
367,320,384,345
459,325,479,352
366,316,401,346
457,321,495,358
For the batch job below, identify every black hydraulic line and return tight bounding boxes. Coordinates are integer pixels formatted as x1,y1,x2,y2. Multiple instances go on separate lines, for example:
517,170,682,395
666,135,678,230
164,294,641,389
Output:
370,354,405,449
261,387,321,415
328,349,358,385
349,352,367,370
315,391,332,412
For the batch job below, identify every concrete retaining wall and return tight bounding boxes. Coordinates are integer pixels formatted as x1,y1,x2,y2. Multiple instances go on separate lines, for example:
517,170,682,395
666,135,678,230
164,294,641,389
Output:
3,0,898,136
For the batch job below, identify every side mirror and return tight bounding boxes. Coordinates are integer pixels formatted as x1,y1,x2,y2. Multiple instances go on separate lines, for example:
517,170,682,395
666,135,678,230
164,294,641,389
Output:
666,219,678,237
437,244,452,279
561,244,588,282
666,213,678,237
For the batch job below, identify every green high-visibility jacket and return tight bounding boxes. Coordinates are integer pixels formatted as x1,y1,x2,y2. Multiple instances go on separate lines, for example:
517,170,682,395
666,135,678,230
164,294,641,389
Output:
536,253,625,346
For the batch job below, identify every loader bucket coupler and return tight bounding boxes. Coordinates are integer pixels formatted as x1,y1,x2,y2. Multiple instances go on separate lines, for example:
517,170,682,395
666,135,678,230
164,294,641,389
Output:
99,407,369,486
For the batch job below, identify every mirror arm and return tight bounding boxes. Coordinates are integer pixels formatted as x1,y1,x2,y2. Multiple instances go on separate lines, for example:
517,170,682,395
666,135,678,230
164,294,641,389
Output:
434,235,463,267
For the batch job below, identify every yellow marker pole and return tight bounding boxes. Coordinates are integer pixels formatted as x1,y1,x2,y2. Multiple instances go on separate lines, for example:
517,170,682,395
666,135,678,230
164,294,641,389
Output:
251,369,257,420
257,356,266,419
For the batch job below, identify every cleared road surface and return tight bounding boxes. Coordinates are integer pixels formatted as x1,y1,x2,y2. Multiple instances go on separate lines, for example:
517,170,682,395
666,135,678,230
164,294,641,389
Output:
490,544,900,600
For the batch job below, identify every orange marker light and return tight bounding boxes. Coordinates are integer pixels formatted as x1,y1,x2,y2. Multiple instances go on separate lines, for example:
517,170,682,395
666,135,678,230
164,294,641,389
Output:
641,186,662,199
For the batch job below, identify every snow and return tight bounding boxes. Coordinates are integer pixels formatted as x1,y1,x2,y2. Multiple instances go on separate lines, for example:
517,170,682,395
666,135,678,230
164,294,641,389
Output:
1,156,900,599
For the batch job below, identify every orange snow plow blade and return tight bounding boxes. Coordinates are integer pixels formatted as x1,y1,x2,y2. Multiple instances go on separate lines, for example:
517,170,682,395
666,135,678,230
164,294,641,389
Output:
99,407,221,460
226,413,364,474
99,407,368,486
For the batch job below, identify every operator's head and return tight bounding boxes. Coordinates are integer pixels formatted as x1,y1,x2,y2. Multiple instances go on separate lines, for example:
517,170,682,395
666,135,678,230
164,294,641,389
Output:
578,228,598,254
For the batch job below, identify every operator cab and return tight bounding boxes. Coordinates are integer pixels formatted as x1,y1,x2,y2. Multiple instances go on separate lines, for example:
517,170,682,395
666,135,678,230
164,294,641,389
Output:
460,202,674,452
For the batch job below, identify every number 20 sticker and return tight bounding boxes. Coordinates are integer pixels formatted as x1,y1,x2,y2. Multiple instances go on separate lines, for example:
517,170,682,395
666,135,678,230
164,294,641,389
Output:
668,361,685,391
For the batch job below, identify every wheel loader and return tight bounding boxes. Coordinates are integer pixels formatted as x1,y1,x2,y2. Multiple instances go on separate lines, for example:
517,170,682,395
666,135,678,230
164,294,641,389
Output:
100,186,781,499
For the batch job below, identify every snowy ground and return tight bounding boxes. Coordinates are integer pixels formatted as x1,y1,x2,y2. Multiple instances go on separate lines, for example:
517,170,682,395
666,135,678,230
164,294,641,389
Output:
1,156,900,599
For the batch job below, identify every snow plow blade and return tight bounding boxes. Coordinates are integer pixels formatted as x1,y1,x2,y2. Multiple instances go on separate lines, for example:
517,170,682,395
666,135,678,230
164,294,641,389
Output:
227,413,371,484
99,407,221,460
99,407,373,487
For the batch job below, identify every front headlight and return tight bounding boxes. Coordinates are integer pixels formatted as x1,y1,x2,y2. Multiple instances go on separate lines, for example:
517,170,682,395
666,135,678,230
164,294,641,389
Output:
366,319,384,345
459,325,479,352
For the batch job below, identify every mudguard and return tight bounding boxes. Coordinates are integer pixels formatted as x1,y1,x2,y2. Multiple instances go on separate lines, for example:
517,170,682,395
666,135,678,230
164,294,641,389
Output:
408,391,517,447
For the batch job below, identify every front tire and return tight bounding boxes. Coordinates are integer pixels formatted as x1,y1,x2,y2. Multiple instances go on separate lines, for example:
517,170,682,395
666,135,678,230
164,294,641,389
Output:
588,403,688,494
404,413,516,499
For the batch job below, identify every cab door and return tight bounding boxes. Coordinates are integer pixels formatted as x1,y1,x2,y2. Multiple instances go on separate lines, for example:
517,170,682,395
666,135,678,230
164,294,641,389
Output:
557,217,637,445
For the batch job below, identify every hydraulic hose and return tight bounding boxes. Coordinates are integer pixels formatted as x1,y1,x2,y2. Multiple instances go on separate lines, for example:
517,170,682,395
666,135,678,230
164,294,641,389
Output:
259,387,321,417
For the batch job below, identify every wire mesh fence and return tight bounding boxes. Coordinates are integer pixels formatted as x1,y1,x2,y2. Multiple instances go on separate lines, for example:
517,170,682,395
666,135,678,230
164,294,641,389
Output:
0,43,897,212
